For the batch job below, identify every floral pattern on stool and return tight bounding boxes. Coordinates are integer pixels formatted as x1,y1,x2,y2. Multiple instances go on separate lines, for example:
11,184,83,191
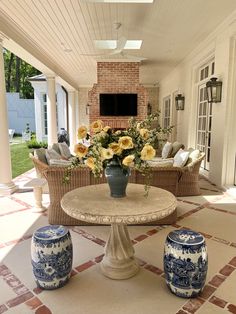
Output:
164,229,208,298
31,225,73,290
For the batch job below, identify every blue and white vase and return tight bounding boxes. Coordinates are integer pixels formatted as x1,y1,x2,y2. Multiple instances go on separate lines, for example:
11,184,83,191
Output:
31,225,73,290
164,229,208,298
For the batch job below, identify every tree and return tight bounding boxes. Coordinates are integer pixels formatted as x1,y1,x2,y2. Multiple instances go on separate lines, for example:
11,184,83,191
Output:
3,49,40,99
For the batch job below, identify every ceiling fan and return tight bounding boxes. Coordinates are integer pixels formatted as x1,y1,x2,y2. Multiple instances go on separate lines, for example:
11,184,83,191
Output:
80,23,146,61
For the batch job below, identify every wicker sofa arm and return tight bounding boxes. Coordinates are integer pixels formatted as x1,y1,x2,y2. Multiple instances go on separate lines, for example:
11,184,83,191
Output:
135,166,183,196
29,153,49,178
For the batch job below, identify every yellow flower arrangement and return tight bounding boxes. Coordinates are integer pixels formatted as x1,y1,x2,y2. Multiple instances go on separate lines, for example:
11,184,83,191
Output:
64,114,172,191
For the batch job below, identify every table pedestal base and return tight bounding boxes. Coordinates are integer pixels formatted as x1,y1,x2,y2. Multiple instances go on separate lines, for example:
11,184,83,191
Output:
100,224,139,280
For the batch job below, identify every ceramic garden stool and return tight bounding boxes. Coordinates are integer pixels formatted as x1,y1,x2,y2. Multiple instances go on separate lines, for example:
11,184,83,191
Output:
31,225,73,290
164,229,208,298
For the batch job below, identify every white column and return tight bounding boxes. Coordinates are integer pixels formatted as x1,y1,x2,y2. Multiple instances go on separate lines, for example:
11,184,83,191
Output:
46,76,57,147
75,90,79,131
0,39,17,195
68,90,76,149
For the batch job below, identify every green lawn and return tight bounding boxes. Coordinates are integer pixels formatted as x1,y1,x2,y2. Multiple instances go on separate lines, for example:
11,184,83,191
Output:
10,142,34,178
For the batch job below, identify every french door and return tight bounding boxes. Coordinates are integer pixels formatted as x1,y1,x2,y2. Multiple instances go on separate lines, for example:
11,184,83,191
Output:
163,96,171,129
196,85,212,170
196,60,214,171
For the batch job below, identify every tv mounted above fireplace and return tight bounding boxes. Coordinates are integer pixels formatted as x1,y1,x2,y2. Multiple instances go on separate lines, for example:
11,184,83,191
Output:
99,93,138,116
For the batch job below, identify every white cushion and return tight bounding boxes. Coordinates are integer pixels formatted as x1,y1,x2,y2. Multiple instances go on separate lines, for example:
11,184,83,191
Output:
58,142,71,159
173,149,190,167
45,149,61,164
49,159,72,166
189,149,200,161
148,159,174,167
161,142,172,159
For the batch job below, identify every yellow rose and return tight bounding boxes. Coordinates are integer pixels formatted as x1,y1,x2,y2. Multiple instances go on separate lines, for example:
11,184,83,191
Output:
100,148,114,160
74,144,88,158
139,128,149,140
86,157,95,170
118,136,134,149
77,126,87,139
103,126,111,133
136,122,141,130
109,142,123,155
122,155,135,167
140,144,156,160
91,120,104,133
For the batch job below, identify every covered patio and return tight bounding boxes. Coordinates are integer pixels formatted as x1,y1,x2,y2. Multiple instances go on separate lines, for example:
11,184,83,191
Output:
1,1,236,313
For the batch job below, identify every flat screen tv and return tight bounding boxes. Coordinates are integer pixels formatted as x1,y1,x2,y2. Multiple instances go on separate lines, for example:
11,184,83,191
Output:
99,93,138,116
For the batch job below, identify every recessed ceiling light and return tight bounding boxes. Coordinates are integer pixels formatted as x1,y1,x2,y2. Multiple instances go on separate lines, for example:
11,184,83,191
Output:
61,42,72,53
94,40,142,49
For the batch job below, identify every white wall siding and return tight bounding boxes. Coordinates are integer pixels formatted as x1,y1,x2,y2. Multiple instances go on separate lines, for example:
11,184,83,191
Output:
7,92,35,133
159,12,236,188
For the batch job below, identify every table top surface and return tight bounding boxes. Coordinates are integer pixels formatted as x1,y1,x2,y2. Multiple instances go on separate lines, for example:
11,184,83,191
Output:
61,184,176,225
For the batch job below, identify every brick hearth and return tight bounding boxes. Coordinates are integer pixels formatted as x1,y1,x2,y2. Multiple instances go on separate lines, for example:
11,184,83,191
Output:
88,62,148,128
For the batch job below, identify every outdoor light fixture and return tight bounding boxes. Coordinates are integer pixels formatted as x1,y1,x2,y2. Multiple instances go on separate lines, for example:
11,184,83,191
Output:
206,77,222,103
175,94,185,110
86,103,90,115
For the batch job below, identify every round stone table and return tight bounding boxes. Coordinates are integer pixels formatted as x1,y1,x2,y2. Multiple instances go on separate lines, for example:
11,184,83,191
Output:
61,183,176,280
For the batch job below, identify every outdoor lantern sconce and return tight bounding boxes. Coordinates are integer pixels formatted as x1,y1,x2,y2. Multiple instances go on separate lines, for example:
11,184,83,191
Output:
86,103,90,115
175,94,185,110
206,77,222,103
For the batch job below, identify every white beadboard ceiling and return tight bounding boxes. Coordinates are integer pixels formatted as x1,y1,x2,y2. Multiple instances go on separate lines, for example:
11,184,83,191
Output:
0,0,236,88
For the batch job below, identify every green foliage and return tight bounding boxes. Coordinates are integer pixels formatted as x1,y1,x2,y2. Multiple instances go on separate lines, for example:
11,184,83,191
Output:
27,139,48,149
10,143,33,178
3,48,40,99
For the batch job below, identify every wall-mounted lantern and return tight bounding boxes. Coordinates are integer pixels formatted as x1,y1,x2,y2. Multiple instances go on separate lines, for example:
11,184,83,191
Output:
175,94,185,110
86,103,90,115
206,77,222,103
147,102,152,115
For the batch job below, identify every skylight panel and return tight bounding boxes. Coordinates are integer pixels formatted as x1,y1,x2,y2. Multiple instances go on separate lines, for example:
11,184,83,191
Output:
94,40,142,49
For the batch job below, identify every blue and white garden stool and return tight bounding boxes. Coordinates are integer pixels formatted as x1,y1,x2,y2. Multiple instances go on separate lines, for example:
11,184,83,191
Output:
31,225,73,290
164,229,208,298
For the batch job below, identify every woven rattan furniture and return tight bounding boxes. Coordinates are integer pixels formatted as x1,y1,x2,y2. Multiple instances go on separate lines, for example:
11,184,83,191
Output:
61,184,177,279
177,152,205,196
30,152,204,226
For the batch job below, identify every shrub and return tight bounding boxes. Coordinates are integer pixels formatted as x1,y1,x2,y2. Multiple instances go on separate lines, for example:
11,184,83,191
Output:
27,139,48,149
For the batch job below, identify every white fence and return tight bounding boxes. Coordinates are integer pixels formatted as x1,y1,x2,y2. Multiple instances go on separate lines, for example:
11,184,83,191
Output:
7,92,35,134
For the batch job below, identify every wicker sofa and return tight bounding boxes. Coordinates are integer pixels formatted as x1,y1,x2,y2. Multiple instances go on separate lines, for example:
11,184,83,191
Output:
30,150,204,226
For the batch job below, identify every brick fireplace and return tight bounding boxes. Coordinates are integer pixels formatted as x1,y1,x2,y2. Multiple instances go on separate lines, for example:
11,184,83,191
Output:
88,62,148,129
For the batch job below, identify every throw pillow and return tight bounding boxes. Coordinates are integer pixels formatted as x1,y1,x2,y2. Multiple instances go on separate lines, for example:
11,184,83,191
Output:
52,143,61,155
161,142,172,159
58,142,71,159
173,149,190,167
186,149,200,165
45,148,61,164
34,148,48,165
170,142,184,157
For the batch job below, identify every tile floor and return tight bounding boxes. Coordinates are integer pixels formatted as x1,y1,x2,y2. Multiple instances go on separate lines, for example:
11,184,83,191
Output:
0,170,236,314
